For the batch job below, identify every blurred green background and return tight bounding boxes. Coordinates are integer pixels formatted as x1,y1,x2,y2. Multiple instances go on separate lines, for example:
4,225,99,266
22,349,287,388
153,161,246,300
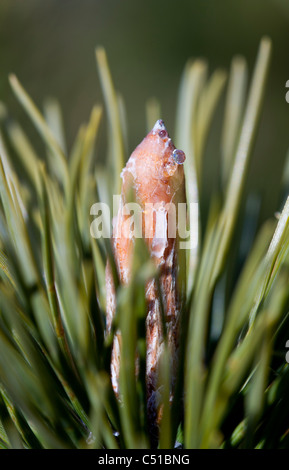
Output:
0,0,289,221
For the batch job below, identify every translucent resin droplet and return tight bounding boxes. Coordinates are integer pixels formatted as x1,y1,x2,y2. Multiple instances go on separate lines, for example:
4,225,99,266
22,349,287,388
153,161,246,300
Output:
173,149,186,164
158,129,168,139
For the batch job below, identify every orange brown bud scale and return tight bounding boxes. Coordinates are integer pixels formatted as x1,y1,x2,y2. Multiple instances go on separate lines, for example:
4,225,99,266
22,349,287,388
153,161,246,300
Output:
105,119,187,442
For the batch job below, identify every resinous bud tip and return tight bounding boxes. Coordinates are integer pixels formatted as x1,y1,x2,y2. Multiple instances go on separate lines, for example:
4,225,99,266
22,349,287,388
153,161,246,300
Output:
152,119,166,134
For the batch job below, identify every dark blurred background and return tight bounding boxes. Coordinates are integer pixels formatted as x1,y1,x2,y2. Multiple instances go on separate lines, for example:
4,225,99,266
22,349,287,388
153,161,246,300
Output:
0,0,289,220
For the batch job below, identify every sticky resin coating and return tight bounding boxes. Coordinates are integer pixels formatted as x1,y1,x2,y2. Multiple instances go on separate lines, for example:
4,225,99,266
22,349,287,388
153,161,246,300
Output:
106,119,187,445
